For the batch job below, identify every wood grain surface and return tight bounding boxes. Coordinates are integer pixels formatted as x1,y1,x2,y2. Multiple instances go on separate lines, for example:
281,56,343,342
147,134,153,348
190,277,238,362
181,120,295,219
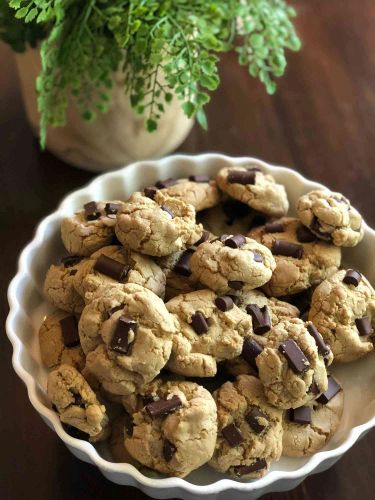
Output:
1,1,374,499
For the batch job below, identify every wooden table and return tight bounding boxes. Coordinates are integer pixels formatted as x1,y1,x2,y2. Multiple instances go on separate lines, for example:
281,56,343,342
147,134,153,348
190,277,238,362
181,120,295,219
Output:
1,1,374,498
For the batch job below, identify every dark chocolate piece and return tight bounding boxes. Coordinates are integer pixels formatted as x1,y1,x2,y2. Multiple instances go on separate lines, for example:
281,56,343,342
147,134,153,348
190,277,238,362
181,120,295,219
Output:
253,252,263,263
174,249,194,277
59,315,80,348
142,395,156,407
246,304,272,335
264,221,284,233
272,240,303,259
355,316,373,336
343,269,362,287
109,316,137,355
195,230,210,246
308,378,320,395
144,186,158,199
107,305,123,318
307,323,330,356
242,337,263,370
289,406,312,424
233,459,267,476
296,224,316,243
163,440,177,462
310,217,332,241
245,407,268,433
188,174,210,183
222,423,244,446
278,339,310,374
218,234,230,242
228,280,243,290
156,178,178,189
145,395,182,418
84,201,101,221
73,393,86,408
191,311,209,334
215,296,234,312
61,255,83,268
227,170,256,185
104,202,121,215
224,234,246,249
160,205,175,218
316,376,342,404
93,255,129,281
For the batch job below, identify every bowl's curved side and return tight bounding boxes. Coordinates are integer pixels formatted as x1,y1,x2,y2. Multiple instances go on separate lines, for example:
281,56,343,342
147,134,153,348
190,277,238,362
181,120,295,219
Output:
6,153,375,500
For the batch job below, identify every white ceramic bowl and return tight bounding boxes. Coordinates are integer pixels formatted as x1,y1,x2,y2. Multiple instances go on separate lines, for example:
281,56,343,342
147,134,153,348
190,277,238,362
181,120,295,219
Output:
6,154,375,500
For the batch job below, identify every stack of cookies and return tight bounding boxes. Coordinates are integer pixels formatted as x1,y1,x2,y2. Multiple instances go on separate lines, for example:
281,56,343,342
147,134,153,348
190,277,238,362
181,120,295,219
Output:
40,166,374,479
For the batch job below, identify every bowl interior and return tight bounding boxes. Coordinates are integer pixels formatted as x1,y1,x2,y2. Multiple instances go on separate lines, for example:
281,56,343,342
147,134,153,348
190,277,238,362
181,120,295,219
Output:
9,154,375,488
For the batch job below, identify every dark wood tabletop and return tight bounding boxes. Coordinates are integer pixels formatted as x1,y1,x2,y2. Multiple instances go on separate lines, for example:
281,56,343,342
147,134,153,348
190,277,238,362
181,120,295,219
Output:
1,1,374,499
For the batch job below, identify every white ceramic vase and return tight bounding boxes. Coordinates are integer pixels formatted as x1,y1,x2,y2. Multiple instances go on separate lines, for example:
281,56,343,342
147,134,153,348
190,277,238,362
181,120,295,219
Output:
14,48,194,172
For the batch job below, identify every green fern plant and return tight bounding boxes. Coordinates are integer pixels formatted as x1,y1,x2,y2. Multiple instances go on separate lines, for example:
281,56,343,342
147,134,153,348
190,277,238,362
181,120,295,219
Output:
1,1,301,147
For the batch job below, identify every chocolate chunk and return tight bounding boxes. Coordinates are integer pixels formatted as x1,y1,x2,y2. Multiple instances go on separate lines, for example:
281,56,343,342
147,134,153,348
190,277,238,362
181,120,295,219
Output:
245,407,268,433
93,255,129,281
233,459,267,476
188,174,210,183
308,378,320,395
355,316,373,336
61,255,83,268
253,252,263,263
195,230,210,246
289,406,312,424
246,304,271,335
296,224,316,243
107,305,123,318
242,337,263,370
174,249,194,277
225,234,246,249
215,296,234,312
123,412,134,437
278,339,310,374
222,423,244,446
316,376,342,404
104,202,121,215
343,269,362,287
142,395,156,407
218,234,230,242
228,280,243,290
310,217,332,241
145,395,182,418
59,315,80,348
84,201,101,221
246,166,262,172
191,311,209,334
109,316,137,355
265,221,284,233
144,186,158,199
227,170,256,185
156,178,178,189
62,424,89,441
272,240,303,259
73,393,86,408
160,205,175,218
163,440,177,462
307,323,330,355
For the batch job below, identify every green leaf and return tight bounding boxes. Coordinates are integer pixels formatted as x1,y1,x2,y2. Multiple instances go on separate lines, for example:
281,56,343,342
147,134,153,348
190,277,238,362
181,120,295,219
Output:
15,7,29,19
165,93,173,103
146,118,157,132
182,101,195,118
196,108,208,130
25,8,38,23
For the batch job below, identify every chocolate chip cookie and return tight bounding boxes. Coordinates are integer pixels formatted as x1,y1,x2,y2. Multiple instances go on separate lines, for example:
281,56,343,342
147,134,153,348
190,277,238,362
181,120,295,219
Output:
297,190,364,247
